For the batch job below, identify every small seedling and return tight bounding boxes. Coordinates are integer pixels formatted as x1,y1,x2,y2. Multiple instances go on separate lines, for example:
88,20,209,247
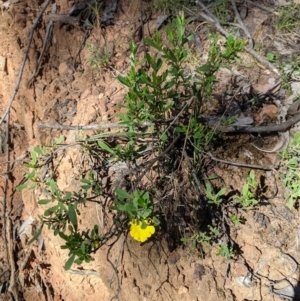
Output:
181,225,221,249
230,214,241,225
205,183,226,206
281,131,300,208
234,170,258,208
87,42,114,71
275,2,300,32
216,243,234,260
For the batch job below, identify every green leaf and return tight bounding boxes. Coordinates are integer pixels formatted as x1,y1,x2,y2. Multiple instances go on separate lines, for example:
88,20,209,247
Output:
80,178,90,184
152,216,160,226
49,179,57,195
16,182,29,191
80,242,86,254
197,64,212,73
141,208,152,218
59,231,69,241
64,254,75,270
121,203,136,213
160,132,168,142
38,199,52,205
97,140,115,155
24,163,35,168
216,188,226,198
93,225,99,236
55,135,65,145
68,203,78,230
115,188,132,200
44,205,59,216
30,149,38,166
33,146,43,155
63,192,72,201
144,38,162,51
28,225,43,245
75,258,83,265
117,76,130,87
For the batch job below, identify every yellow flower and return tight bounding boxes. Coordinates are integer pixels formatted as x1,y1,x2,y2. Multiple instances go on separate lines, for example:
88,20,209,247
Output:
129,219,155,242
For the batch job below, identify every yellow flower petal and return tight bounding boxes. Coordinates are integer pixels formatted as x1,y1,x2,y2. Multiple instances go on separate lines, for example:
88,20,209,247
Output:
129,219,155,242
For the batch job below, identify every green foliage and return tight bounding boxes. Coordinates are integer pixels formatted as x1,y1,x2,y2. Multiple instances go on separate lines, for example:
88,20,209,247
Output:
266,52,300,94
281,131,300,208
16,136,64,191
113,189,160,226
97,139,146,163
59,225,102,270
87,41,114,71
234,170,258,208
17,140,106,270
181,225,220,249
117,14,244,164
208,0,230,24
18,13,247,271
80,171,103,196
205,183,226,206
274,1,300,32
216,243,234,260
230,214,241,225
152,0,194,13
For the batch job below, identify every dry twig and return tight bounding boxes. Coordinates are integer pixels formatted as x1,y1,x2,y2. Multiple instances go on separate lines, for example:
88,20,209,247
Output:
27,3,57,88
38,108,300,134
229,0,253,48
245,0,274,13
206,152,275,171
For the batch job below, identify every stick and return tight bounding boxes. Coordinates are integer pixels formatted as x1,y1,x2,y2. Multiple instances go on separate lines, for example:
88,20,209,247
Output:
46,13,80,27
229,0,253,48
0,0,52,126
245,0,274,13
38,109,300,134
206,152,275,170
37,121,152,130
6,218,19,300
219,112,300,133
27,3,57,88
182,149,203,195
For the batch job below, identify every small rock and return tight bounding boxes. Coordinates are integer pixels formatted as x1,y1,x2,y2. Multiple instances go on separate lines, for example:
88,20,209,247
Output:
178,285,188,294
243,245,261,263
53,295,62,301
58,62,73,76
65,74,74,84
255,104,278,123
193,263,205,280
168,251,180,265
233,263,248,276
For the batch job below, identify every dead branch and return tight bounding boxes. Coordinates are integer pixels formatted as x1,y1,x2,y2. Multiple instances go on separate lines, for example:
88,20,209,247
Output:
37,122,129,130
6,218,19,301
38,110,300,134
27,3,57,88
206,152,275,170
45,13,80,27
245,0,274,13
229,0,253,48
182,149,203,195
